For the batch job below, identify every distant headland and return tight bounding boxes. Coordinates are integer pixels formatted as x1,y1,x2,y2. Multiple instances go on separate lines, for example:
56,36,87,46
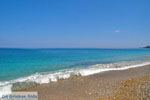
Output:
143,46,150,48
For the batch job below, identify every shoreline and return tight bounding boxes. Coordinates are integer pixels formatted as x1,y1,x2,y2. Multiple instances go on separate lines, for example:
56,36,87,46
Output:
18,64,150,100
1,61,149,86
0,61,150,98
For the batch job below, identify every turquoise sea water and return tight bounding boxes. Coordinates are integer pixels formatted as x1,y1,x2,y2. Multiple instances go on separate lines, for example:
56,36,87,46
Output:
0,48,150,82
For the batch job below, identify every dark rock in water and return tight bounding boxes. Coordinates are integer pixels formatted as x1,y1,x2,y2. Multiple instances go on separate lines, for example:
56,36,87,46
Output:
143,46,150,48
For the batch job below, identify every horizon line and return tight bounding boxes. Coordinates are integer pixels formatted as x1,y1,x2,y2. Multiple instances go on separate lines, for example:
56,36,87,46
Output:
0,47,142,49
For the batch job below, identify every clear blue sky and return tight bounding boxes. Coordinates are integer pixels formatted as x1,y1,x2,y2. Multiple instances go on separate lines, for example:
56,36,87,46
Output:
0,0,150,48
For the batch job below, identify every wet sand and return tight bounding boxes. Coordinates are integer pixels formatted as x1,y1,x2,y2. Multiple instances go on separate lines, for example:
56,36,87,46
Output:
20,65,150,100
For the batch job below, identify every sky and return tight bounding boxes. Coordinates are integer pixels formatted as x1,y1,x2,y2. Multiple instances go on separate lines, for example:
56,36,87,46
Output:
0,0,150,48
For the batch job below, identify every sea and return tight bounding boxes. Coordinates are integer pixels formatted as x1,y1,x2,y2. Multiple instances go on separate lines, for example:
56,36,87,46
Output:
0,48,150,95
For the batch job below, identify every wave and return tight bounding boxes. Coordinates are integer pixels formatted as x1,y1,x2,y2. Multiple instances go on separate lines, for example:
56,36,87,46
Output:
0,61,150,97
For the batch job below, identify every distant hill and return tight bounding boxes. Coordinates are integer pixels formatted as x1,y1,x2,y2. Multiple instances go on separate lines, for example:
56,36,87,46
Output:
143,46,150,48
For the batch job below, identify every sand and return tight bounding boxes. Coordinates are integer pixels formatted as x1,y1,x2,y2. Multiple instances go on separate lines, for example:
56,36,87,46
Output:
18,65,150,100
95,75,150,100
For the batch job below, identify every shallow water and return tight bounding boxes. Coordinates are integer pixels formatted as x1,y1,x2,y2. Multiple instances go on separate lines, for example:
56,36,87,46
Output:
0,48,150,81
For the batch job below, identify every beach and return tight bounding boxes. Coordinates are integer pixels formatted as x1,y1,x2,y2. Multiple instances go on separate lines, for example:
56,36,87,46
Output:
18,64,150,100
0,49,150,100
1,0,150,99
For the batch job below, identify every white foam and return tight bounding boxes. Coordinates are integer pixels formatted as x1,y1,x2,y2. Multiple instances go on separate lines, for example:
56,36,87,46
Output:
0,84,12,98
0,61,150,96
79,62,150,76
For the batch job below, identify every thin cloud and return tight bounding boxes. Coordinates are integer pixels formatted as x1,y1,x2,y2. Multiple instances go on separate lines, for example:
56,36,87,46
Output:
114,30,120,33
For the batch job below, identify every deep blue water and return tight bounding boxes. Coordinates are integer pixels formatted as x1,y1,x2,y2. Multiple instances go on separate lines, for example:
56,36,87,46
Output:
0,48,150,81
